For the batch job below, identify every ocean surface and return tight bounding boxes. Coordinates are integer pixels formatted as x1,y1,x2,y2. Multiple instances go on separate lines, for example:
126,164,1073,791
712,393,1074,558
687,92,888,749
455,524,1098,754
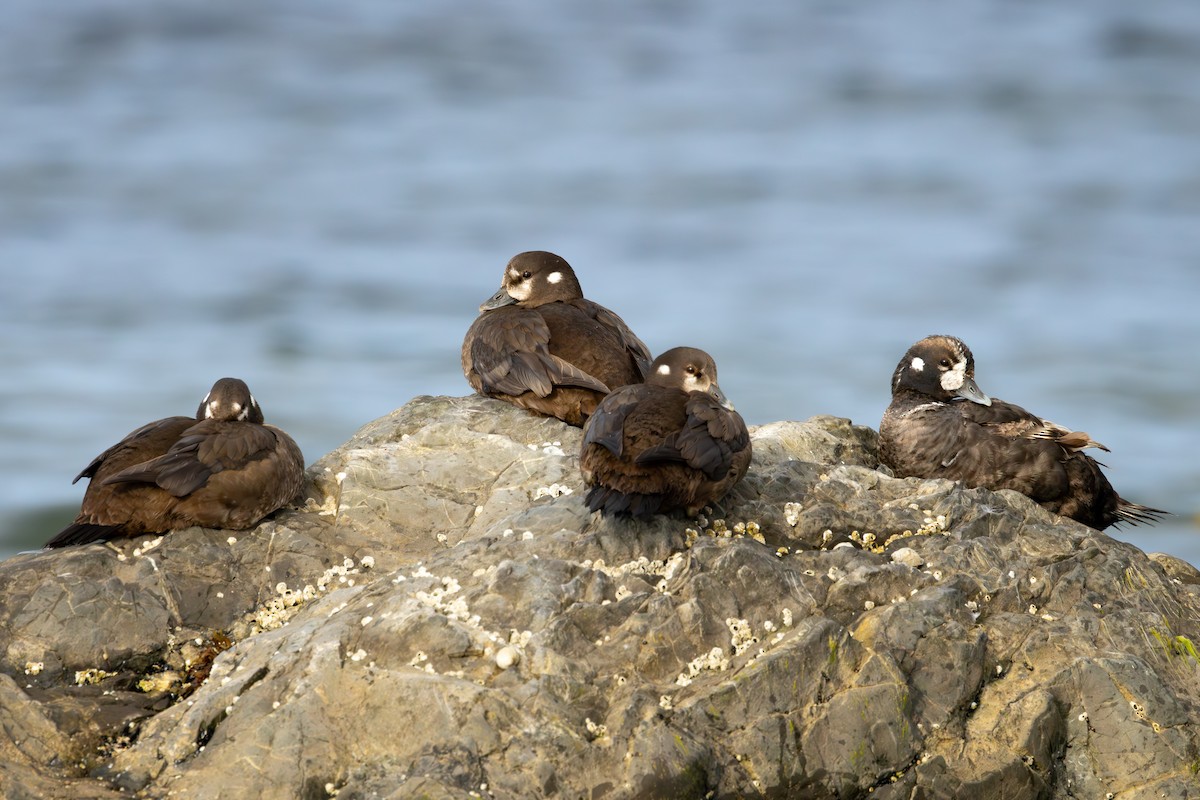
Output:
2,0,1197,562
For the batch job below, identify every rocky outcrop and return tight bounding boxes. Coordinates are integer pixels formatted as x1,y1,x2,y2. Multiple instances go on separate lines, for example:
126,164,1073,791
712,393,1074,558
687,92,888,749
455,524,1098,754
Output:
1,394,1198,799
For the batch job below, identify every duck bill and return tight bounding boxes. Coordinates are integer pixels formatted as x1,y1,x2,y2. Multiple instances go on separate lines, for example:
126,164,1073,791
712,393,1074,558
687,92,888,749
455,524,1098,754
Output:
957,378,992,406
479,286,518,312
709,383,735,411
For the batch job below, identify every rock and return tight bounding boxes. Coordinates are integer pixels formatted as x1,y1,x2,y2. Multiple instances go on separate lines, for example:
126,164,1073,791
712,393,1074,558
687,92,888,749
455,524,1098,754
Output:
0,394,1198,798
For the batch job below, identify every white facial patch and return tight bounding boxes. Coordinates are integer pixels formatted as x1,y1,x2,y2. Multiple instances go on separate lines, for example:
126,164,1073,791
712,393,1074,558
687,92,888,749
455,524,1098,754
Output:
235,401,249,421
506,278,532,301
940,359,967,392
205,400,219,419
656,364,671,376
547,271,563,284
910,357,925,372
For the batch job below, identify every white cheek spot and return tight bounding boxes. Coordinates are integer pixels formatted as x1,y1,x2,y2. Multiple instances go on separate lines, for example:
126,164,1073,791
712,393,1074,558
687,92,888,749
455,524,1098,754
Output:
656,364,671,376
508,282,531,301
205,400,218,419
910,357,925,372
235,402,250,421
547,271,563,284
940,359,967,392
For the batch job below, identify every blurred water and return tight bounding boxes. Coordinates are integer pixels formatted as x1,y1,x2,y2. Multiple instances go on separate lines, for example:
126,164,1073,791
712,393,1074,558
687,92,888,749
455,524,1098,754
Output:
2,0,1197,560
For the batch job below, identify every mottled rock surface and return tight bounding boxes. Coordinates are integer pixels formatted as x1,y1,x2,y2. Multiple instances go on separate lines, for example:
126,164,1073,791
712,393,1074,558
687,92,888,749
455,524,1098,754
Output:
1,394,1198,799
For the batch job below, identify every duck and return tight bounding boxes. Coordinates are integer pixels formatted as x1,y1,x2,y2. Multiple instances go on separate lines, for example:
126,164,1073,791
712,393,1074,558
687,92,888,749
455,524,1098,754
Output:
879,334,1166,530
46,377,306,548
461,251,652,426
580,346,751,518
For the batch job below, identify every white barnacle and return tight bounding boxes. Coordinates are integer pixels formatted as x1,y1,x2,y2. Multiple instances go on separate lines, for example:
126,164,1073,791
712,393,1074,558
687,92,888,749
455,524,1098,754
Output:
495,646,520,669
584,717,608,738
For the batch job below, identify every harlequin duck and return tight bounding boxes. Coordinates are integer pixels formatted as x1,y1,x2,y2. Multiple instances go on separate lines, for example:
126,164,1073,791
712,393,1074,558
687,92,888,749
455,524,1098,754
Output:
580,346,751,519
461,251,652,427
46,377,306,548
879,335,1166,530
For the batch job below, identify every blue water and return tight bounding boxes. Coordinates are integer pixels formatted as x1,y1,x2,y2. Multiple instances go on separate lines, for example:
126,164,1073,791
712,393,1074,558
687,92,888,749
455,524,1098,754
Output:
2,0,1198,561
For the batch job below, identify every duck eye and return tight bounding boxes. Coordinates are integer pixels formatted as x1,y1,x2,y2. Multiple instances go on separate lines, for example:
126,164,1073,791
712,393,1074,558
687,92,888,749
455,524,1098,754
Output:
685,365,697,375
521,270,532,279
938,358,951,369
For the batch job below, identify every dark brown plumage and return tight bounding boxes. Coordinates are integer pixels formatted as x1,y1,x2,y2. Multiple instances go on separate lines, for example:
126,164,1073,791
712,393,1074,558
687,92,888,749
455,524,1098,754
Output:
461,251,652,426
879,334,1166,530
46,378,306,548
580,347,751,519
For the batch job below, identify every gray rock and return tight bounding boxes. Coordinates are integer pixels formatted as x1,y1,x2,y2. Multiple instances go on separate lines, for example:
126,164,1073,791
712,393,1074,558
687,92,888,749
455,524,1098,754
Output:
1,394,1198,798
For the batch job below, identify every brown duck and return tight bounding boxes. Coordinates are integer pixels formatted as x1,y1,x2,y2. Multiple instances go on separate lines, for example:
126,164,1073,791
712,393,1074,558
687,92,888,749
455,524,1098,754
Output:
461,251,652,426
879,334,1166,530
46,377,305,548
580,346,751,518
